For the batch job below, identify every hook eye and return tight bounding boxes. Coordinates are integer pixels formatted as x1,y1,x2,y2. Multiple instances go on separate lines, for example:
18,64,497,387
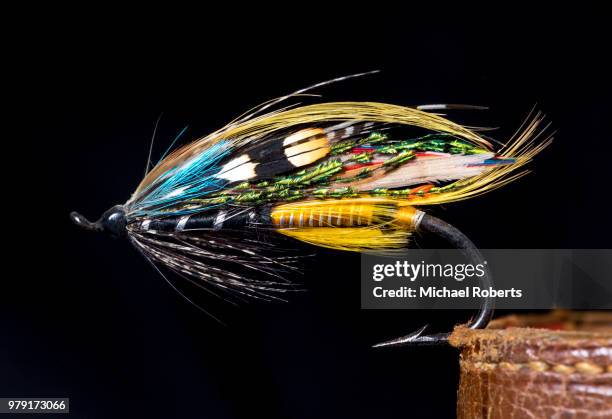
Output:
70,211,103,232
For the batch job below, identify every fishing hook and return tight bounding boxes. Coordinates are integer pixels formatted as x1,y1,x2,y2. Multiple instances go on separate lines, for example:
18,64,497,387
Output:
373,212,495,348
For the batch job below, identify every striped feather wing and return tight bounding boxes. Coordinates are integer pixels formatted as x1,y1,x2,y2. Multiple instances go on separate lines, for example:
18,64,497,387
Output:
126,103,549,225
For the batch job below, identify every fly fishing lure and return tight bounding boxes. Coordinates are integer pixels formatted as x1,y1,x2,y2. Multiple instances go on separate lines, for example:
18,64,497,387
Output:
71,73,551,346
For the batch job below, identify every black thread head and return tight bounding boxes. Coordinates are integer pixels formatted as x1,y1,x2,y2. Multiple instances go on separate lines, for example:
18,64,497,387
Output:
70,205,127,238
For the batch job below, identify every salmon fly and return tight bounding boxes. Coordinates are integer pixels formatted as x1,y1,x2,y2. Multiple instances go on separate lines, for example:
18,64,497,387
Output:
71,73,551,344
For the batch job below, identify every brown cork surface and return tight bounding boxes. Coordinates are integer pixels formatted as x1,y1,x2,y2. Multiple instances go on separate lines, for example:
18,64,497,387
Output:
449,326,612,366
451,311,612,418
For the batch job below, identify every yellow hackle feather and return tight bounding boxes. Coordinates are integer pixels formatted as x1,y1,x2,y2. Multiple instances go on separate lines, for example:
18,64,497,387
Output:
271,199,417,252
277,227,410,252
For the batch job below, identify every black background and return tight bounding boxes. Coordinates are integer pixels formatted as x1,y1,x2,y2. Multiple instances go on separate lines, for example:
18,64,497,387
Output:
5,6,611,418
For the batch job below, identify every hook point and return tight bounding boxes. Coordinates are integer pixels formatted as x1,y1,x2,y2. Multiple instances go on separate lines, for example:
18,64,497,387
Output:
372,324,430,348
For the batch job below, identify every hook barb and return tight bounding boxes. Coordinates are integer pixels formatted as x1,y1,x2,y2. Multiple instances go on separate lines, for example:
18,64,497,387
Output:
372,212,495,349
372,325,452,348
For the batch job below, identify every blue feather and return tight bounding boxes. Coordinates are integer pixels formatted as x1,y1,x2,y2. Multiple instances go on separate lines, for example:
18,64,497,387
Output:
129,140,232,218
